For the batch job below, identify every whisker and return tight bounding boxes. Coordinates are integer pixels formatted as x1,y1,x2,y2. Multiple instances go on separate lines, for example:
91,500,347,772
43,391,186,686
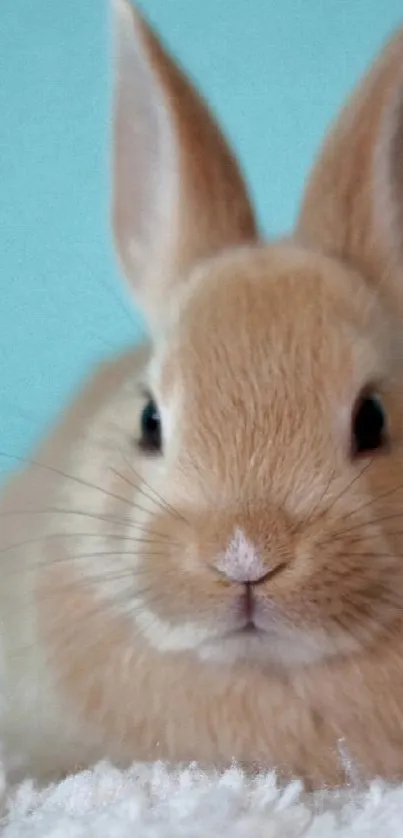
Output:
328,512,403,542
112,462,166,515
316,459,373,526
322,532,401,550
120,452,188,525
10,546,172,576
333,478,403,530
297,468,337,534
34,565,164,596
109,467,172,521
0,531,180,558
0,505,172,540
0,451,164,519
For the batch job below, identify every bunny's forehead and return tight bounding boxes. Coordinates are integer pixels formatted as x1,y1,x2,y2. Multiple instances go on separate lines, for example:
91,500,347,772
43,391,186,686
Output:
151,242,385,409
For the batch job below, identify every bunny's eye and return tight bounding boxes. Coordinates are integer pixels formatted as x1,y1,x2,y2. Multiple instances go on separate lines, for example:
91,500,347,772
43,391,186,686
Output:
352,391,387,457
139,398,162,453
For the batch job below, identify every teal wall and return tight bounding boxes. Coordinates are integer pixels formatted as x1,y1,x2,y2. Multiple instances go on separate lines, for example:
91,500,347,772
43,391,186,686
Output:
0,0,401,477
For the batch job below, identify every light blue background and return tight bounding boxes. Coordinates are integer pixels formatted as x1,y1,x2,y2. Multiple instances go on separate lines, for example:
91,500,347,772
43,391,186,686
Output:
1,0,402,479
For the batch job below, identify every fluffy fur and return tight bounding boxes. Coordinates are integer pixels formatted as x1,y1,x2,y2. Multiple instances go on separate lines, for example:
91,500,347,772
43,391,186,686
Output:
1,0,403,790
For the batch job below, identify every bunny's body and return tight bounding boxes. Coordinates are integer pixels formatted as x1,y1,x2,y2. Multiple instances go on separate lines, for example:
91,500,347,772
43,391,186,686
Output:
2,0,403,787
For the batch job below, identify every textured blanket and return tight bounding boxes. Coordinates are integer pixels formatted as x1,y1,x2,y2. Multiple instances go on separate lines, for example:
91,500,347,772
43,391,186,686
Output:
1,761,403,837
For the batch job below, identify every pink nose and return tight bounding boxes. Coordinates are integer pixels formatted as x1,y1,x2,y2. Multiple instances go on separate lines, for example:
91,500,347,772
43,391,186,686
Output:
216,528,271,584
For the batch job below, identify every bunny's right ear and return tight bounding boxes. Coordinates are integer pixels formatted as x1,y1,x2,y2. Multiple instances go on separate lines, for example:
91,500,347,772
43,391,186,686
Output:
111,0,257,330
296,27,403,318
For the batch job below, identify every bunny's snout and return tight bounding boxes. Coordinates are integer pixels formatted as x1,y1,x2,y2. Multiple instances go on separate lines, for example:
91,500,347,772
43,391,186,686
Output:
184,503,294,589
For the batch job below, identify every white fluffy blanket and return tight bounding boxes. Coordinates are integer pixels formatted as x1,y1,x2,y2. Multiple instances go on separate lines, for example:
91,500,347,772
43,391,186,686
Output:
1,761,403,837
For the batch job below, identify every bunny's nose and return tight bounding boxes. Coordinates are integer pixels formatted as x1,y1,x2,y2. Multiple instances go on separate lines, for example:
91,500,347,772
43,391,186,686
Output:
215,528,275,584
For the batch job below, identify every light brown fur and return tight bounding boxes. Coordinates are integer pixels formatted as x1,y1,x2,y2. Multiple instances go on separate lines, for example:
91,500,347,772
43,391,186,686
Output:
2,0,403,788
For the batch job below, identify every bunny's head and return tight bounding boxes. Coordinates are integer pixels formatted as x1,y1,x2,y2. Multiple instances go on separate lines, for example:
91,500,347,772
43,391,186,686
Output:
100,0,403,670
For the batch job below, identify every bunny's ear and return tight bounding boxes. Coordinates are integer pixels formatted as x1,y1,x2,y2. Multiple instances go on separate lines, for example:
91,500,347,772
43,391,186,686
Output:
296,27,403,316
111,0,257,328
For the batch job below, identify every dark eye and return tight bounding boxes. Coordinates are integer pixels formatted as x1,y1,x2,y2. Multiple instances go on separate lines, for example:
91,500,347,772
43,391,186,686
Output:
139,398,162,453
352,391,387,457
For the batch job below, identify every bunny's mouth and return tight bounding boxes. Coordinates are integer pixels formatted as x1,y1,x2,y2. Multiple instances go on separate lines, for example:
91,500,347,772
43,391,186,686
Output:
200,587,291,658
228,587,271,636
236,622,261,634
212,591,274,645
224,620,269,640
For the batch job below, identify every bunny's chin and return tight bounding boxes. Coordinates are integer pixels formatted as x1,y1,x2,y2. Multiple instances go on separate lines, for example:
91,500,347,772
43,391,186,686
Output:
133,602,336,670
197,624,333,669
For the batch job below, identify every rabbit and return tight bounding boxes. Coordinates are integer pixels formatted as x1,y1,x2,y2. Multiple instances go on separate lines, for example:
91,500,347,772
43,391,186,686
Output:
1,0,403,789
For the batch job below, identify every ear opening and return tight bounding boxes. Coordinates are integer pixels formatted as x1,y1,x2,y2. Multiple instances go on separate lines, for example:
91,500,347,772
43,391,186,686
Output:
111,0,258,330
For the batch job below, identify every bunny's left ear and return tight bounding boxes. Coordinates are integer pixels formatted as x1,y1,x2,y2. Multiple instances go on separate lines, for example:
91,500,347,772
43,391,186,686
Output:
296,27,403,317
111,0,257,330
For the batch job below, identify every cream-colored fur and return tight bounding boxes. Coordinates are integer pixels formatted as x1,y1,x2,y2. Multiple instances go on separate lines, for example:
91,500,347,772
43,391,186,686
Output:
1,0,403,788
